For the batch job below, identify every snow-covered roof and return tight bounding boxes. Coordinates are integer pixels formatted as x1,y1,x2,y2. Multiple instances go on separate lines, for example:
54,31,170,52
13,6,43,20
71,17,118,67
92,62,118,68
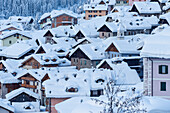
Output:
159,12,170,25
141,34,170,58
39,10,78,23
6,87,39,101
97,12,157,31
0,72,20,84
0,24,22,32
70,44,106,60
0,59,21,73
0,43,34,59
0,30,32,40
112,6,131,12
104,38,139,54
84,4,108,11
51,10,79,19
131,2,161,14
0,99,15,112
39,13,51,23
8,16,34,24
97,61,141,85
20,53,70,66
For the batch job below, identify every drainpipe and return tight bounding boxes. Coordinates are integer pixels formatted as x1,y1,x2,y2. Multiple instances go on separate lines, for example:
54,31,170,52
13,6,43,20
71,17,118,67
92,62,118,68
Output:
149,58,153,96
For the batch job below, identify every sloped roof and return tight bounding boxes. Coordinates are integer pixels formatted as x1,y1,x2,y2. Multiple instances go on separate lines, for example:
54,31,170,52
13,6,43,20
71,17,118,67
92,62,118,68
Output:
131,2,161,14
70,44,106,60
6,87,39,100
0,43,34,59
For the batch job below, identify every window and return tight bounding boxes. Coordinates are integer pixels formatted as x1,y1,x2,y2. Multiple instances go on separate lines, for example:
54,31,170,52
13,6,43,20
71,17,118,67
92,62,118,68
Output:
81,60,82,65
159,65,168,74
88,11,92,13
14,34,16,37
99,11,102,13
9,40,12,44
102,33,104,36
96,61,99,66
68,17,71,21
63,17,66,21
89,15,92,17
26,80,29,85
160,82,166,91
84,60,87,65
94,15,97,17
123,1,127,3
94,11,97,13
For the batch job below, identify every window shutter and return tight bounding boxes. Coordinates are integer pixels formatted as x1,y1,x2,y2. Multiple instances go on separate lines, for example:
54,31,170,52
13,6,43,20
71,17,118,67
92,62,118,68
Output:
166,66,168,74
159,65,162,74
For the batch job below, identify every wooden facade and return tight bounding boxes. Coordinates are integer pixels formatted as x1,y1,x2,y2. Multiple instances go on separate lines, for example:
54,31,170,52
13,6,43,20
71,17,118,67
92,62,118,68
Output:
18,73,39,93
70,48,101,69
9,92,37,102
20,57,59,69
51,14,77,28
97,61,113,70
0,83,20,99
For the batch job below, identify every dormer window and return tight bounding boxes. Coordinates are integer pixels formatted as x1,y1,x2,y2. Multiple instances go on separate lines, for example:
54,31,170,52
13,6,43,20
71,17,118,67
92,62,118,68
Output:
52,59,57,62
45,59,49,62
96,79,105,83
66,87,78,92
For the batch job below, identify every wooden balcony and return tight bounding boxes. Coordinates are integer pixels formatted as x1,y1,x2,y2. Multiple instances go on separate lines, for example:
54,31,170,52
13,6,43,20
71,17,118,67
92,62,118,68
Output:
21,84,37,89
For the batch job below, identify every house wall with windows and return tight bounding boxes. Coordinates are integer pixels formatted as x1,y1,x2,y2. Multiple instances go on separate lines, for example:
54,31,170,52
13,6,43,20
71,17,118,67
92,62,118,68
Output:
52,14,77,28
1,34,30,47
85,10,107,20
144,58,170,99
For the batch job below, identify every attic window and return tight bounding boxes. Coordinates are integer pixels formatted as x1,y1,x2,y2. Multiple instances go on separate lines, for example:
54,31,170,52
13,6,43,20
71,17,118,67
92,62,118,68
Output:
96,79,105,83
150,8,152,10
62,61,66,64
18,18,22,21
52,59,57,62
45,59,49,62
136,23,139,26
73,74,77,78
57,49,65,53
65,32,68,35
116,19,119,23
24,106,31,109
65,39,68,42
49,91,51,94
70,26,73,29
130,22,133,25
84,79,87,82
136,19,139,21
66,87,78,92
65,77,69,81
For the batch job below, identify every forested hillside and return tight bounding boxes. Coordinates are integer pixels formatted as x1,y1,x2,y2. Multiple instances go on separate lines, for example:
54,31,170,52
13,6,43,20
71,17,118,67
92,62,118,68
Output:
0,0,88,18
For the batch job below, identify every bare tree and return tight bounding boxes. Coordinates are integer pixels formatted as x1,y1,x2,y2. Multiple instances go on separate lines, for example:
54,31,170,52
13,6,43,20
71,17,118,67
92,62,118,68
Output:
92,79,147,113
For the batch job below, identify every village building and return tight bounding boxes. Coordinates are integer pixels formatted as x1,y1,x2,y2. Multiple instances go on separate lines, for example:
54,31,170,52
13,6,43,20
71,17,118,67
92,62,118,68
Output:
130,2,162,17
19,53,71,69
0,43,35,60
97,12,159,38
5,88,40,112
159,12,170,25
0,31,32,47
69,44,105,70
39,10,79,29
141,34,170,99
0,72,20,99
104,38,140,58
